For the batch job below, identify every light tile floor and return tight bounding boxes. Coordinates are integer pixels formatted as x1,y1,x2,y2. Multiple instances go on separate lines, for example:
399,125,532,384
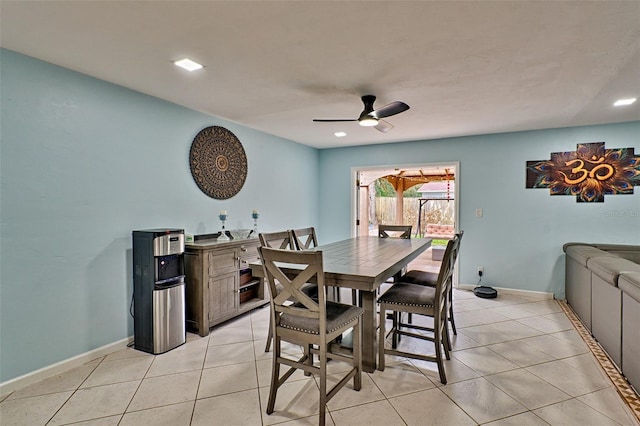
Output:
2,285,639,426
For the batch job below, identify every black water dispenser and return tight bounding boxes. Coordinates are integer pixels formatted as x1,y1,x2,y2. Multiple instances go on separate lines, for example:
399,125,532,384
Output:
132,229,186,354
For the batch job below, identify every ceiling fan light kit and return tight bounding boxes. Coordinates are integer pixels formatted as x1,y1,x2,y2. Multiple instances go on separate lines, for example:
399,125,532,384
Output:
313,94,409,133
359,116,379,127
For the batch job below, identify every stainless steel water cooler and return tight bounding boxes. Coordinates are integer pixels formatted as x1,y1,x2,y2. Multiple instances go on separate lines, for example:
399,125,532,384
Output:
133,229,186,354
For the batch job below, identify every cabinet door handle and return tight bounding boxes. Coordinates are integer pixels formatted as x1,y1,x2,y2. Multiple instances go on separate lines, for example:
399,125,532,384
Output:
235,256,241,261
240,247,247,252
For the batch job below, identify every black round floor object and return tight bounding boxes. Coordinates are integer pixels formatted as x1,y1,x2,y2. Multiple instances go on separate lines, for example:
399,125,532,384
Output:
474,286,497,298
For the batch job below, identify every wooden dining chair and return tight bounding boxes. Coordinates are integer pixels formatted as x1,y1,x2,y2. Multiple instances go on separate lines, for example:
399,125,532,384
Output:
291,226,319,250
292,227,350,304
378,224,412,239
259,246,363,426
259,230,297,250
377,236,457,384
400,230,464,336
259,230,318,352
378,224,412,286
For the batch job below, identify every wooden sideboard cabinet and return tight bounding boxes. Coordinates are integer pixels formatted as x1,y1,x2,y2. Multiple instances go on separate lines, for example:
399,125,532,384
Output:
184,237,268,336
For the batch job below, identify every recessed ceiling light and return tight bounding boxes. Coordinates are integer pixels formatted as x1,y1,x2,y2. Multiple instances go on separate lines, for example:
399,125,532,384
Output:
613,98,636,106
334,132,347,138
173,58,204,72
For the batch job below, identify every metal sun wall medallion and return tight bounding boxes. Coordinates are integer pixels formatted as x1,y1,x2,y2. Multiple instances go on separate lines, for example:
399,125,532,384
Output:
526,142,640,202
189,126,248,200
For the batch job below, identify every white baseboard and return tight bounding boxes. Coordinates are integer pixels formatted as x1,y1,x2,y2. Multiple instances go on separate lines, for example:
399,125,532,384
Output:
0,336,133,396
457,283,554,300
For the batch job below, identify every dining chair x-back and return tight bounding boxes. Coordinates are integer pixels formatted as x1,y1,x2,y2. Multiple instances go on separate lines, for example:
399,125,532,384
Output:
291,226,319,251
292,227,346,304
259,230,297,250
259,230,318,352
377,235,459,384
378,224,412,239
378,224,413,287
259,246,363,426
400,230,464,337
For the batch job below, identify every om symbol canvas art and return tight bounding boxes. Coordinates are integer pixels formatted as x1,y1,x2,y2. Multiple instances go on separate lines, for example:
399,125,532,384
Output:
526,142,640,202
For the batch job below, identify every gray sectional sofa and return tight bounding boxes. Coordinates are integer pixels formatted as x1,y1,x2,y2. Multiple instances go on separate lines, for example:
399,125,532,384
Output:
564,243,640,393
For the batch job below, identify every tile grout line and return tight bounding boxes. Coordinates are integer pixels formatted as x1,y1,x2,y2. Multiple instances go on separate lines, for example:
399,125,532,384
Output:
250,313,269,425
559,300,640,424
189,334,211,426
44,361,102,425
117,350,157,424
6,294,636,425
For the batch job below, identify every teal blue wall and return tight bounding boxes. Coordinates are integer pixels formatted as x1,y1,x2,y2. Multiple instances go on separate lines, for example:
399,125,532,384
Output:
318,123,640,298
2,48,639,384
0,49,319,382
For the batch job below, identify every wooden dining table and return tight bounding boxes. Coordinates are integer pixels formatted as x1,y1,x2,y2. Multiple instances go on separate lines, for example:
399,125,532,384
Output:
249,235,432,372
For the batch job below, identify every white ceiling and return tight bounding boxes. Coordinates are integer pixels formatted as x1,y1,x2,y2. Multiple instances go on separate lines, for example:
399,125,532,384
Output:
1,1,639,149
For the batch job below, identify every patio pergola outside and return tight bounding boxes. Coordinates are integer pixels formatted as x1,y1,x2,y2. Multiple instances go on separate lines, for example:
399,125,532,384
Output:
357,167,455,237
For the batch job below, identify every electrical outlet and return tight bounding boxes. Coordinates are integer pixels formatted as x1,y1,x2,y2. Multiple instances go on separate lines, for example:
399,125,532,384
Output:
477,266,484,276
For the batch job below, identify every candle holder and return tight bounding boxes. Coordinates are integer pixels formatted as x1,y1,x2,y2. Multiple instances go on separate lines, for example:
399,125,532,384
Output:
218,214,230,241
251,211,259,238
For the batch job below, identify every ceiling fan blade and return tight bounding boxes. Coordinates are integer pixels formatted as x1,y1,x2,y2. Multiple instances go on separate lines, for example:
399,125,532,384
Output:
313,119,358,122
313,95,406,132
371,101,410,119
374,119,394,133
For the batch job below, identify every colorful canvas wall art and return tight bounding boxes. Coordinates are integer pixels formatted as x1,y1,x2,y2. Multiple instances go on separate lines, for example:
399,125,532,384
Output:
526,142,640,202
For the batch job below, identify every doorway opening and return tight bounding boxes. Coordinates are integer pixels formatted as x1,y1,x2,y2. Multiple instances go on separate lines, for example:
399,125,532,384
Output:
352,162,459,279
353,163,458,236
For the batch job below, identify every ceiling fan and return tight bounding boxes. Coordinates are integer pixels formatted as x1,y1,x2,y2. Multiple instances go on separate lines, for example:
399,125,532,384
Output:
313,95,410,133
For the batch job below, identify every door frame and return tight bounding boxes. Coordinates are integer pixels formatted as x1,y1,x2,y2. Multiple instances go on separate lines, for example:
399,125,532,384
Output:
351,161,460,236
350,161,461,285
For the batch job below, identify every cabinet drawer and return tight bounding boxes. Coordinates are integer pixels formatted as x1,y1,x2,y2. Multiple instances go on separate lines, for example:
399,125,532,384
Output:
238,255,259,269
237,242,259,269
237,242,259,259
207,250,237,274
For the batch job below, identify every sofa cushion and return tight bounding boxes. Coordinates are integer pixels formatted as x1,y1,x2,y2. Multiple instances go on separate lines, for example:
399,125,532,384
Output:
565,245,616,267
587,257,640,287
602,250,640,264
619,272,640,302
562,242,593,252
592,244,640,263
